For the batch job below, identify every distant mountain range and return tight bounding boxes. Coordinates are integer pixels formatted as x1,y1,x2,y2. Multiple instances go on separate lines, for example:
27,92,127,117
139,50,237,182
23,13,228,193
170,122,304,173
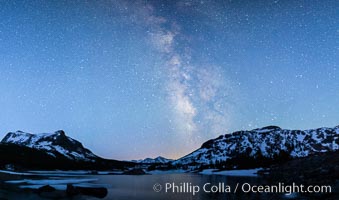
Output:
0,125,338,171
132,156,173,164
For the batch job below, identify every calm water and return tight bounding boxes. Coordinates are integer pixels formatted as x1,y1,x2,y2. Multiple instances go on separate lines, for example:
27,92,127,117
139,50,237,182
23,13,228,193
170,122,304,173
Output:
96,174,284,200
0,173,324,200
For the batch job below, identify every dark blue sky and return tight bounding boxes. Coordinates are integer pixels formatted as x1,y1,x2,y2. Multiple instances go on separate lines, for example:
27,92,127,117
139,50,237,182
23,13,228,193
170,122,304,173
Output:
0,0,338,160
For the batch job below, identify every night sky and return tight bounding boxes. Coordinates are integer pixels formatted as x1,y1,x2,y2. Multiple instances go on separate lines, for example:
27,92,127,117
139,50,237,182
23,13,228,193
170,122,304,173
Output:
0,0,338,160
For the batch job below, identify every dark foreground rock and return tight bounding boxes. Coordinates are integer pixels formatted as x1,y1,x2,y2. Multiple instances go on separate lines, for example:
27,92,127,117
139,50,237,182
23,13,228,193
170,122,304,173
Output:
123,168,147,175
35,185,66,199
66,184,108,199
259,151,339,200
37,185,55,193
267,151,339,185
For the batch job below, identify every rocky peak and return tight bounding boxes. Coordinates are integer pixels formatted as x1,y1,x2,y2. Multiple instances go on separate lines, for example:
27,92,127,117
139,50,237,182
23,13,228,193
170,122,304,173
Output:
55,130,66,136
1,130,98,162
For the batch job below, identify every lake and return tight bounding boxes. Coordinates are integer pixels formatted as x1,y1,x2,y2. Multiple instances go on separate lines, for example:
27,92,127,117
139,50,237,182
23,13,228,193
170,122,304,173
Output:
0,172,305,200
95,173,293,200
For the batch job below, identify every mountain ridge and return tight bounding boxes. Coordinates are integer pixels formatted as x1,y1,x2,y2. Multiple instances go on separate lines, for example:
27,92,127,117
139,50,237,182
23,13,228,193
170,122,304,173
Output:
171,125,339,169
1,125,338,171
0,130,135,170
1,130,98,162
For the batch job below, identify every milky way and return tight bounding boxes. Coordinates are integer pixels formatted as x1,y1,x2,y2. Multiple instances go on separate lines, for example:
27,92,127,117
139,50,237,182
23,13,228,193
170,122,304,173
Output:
0,0,338,159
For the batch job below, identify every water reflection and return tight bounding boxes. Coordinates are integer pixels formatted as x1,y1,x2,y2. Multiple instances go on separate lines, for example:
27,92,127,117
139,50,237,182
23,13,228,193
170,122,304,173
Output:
1,174,326,199
95,174,288,200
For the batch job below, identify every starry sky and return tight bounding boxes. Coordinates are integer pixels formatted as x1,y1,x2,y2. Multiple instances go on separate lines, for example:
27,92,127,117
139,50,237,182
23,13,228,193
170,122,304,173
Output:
0,0,338,160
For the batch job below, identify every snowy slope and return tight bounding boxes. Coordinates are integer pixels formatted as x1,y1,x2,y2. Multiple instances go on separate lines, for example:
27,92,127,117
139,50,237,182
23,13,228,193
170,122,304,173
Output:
1,130,98,162
172,125,339,167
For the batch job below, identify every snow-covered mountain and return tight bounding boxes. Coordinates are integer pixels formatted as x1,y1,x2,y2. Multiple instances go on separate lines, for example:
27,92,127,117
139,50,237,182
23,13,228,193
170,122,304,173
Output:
1,130,98,162
132,156,173,164
172,125,339,168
